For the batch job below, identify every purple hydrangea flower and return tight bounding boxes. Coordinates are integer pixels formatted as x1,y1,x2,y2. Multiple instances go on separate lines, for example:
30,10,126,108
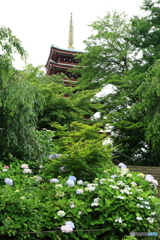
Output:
111,174,117,178
118,163,127,169
66,179,74,187
4,178,13,186
50,178,59,183
60,166,67,172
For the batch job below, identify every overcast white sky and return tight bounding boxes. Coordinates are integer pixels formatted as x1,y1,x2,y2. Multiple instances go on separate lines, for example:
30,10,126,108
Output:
1,0,144,70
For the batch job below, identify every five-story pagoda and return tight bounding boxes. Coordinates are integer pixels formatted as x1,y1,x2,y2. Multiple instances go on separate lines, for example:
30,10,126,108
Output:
45,13,84,87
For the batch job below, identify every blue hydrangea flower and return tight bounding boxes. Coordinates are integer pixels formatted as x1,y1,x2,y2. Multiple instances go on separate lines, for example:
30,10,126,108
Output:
65,221,75,229
69,176,76,182
4,178,13,186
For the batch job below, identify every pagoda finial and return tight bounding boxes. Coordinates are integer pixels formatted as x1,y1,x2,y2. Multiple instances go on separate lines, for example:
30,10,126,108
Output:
68,13,74,49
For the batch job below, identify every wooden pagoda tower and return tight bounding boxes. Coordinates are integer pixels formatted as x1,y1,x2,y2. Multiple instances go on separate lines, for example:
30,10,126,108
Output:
45,13,84,87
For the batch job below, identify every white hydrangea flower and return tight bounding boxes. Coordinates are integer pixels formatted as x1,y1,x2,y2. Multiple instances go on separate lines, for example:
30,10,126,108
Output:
91,202,99,206
2,169,8,172
76,189,84,194
99,178,106,184
117,196,125,199
147,217,154,224
137,197,143,200
91,197,100,206
127,174,132,177
148,196,155,199
109,185,119,189
57,210,65,217
70,203,75,208
135,189,143,192
137,204,144,208
87,183,97,187
77,180,83,185
87,186,96,192
145,206,151,209
117,181,125,186
151,212,156,216
115,217,123,223
94,198,100,203
23,169,32,174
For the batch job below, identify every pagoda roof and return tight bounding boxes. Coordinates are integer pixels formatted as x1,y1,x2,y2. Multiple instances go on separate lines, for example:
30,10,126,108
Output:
51,45,86,53
49,59,75,67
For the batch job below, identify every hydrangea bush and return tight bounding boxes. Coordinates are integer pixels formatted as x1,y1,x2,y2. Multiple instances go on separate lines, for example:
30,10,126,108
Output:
0,161,159,240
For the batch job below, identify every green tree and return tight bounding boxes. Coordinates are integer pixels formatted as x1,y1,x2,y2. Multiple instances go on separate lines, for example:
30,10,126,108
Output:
130,0,160,72
22,64,101,129
0,27,45,163
45,121,112,180
133,60,160,163
73,9,160,165
75,10,133,90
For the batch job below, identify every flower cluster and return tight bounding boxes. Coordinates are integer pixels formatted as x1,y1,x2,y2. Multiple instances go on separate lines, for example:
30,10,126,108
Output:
57,210,65,217
66,176,76,187
145,174,158,186
91,198,100,206
4,178,13,186
23,169,32,174
50,178,59,183
61,221,75,233
76,189,84,194
115,217,123,223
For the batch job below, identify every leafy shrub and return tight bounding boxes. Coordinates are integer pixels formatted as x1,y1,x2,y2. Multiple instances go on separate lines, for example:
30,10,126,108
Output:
48,122,113,181
0,161,159,240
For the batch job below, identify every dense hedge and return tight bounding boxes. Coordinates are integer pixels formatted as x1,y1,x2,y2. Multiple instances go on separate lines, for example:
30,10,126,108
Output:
0,161,159,240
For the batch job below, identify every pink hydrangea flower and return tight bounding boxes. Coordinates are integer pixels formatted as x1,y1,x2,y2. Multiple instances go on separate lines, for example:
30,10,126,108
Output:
21,164,29,169
61,225,73,233
3,166,9,169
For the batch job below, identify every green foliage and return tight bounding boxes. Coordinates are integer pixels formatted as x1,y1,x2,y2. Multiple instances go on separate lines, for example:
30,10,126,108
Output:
22,64,100,128
74,10,132,89
0,69,45,161
133,60,160,159
0,161,159,240
130,0,160,72
0,26,27,58
74,5,160,165
0,26,27,78
47,122,112,180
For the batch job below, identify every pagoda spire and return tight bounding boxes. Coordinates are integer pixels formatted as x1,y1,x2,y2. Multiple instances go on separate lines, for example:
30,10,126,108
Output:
68,13,74,49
